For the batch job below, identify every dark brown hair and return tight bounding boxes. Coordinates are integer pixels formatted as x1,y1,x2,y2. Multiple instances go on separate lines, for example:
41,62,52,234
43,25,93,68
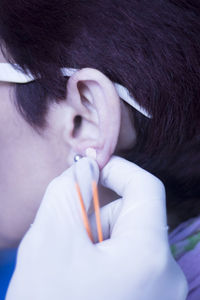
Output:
1,0,200,226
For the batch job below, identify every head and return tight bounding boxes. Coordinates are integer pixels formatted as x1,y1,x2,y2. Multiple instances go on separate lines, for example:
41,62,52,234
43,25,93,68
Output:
0,0,200,248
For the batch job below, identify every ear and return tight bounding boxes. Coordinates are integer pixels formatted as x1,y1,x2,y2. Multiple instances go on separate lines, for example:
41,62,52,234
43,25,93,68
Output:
64,68,121,169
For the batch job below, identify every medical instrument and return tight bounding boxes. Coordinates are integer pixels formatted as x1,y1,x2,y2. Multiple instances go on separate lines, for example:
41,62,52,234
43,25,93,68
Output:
74,156,103,243
75,182,94,242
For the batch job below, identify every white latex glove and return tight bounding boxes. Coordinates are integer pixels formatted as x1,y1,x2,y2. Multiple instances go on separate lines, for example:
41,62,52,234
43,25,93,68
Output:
6,156,188,300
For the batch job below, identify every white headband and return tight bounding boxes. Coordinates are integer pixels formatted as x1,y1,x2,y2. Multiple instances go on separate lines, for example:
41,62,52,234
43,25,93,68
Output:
0,63,152,118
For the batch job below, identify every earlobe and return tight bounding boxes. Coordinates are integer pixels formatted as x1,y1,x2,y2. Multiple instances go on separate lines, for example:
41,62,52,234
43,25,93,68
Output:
66,68,121,168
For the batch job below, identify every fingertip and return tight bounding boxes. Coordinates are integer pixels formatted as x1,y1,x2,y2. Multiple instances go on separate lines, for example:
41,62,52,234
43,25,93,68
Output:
75,157,100,182
100,155,119,184
100,156,129,194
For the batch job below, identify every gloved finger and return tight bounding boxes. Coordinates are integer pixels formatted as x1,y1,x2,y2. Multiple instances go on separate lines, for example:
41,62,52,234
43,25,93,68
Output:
100,156,168,237
89,199,122,243
31,157,99,245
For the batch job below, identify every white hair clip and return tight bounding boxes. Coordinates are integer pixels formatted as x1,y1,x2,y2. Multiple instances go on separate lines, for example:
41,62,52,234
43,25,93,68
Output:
0,63,152,119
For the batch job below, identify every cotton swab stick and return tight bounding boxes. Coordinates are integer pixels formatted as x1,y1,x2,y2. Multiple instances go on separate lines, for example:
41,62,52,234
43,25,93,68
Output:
92,181,103,243
76,180,103,243
75,152,103,243
75,183,94,243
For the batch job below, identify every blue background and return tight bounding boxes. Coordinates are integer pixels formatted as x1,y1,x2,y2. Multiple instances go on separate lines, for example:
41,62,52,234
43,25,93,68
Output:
0,250,16,300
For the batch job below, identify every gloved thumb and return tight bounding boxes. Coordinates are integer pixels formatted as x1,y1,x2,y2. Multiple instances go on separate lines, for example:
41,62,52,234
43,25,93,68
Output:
100,156,167,239
30,157,99,244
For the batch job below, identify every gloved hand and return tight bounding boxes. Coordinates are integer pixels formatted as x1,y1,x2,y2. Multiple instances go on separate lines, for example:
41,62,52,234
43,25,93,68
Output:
6,156,188,300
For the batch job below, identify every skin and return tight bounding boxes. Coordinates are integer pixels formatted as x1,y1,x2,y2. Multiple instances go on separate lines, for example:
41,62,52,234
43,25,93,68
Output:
0,49,136,248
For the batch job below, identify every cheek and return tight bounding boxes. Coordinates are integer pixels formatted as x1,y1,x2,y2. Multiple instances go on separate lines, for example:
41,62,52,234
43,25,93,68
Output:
0,119,72,248
0,89,74,247
0,137,71,248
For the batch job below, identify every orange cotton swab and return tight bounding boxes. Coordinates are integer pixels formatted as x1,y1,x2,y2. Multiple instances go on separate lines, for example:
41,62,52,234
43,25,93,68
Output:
92,180,103,243
74,153,103,243
75,183,94,243
75,180,103,243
